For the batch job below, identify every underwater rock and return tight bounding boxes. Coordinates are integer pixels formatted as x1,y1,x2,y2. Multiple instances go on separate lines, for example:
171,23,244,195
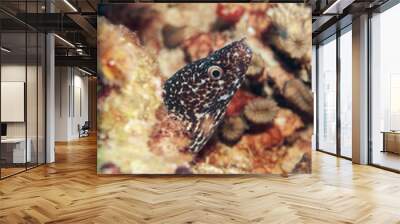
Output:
103,4,160,35
193,162,249,174
182,32,228,62
285,132,300,145
262,82,275,97
162,24,186,48
200,143,253,173
267,66,293,94
149,107,193,164
239,125,285,173
98,17,162,134
298,67,310,83
298,62,312,83
292,153,311,173
274,108,304,137
175,166,193,174
283,79,313,116
98,17,142,87
221,116,248,143
104,4,163,53
280,139,310,173
285,124,312,145
183,33,213,61
246,4,273,37
98,17,183,174
161,4,217,32
100,162,121,174
158,48,186,79
279,124,312,173
252,147,287,174
244,98,278,125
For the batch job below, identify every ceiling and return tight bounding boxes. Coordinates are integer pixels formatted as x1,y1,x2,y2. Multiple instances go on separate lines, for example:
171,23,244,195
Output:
1,0,395,72
0,0,99,73
311,0,390,43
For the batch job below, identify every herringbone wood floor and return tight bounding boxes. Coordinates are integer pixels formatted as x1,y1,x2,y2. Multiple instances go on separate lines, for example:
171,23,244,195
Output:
0,135,399,224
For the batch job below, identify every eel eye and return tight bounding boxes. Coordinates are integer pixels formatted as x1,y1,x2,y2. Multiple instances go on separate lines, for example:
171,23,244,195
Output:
208,65,223,80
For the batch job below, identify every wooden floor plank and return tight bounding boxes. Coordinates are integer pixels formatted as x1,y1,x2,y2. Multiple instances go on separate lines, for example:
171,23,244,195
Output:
0,135,400,223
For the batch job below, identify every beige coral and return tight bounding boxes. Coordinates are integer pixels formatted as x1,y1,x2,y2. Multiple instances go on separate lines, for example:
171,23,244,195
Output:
244,98,279,125
246,52,265,78
268,4,312,61
220,116,248,142
283,79,313,116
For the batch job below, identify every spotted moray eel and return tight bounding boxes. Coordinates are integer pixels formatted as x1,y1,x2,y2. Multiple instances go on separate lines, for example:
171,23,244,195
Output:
163,39,252,153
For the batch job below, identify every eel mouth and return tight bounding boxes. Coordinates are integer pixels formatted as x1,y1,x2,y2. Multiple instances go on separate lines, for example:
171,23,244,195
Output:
222,39,253,75
231,38,253,65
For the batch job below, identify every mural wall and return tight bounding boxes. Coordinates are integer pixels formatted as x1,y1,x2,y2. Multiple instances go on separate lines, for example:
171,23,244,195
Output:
97,3,313,174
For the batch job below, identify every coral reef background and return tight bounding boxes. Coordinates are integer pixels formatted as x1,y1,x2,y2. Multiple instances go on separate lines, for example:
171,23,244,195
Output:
97,3,313,174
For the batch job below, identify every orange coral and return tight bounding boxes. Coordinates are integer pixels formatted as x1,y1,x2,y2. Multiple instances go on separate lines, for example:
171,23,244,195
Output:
226,90,256,116
241,125,283,153
216,3,245,24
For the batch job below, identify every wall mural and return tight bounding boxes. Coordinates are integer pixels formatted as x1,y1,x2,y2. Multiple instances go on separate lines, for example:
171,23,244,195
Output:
97,3,313,174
